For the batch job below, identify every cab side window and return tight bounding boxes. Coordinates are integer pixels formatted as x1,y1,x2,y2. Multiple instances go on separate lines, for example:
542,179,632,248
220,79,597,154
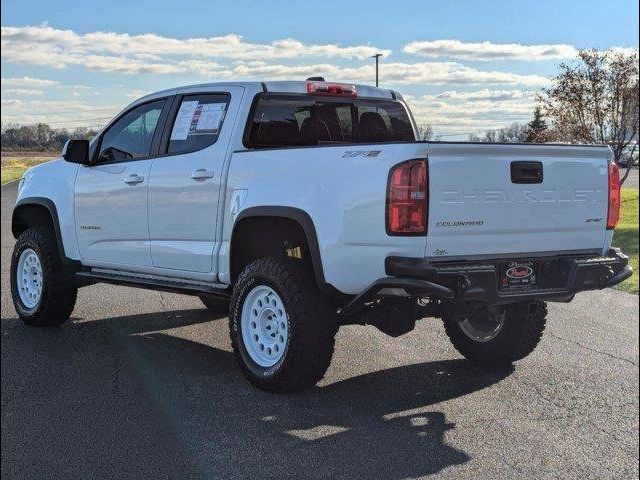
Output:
98,99,165,162
167,94,230,155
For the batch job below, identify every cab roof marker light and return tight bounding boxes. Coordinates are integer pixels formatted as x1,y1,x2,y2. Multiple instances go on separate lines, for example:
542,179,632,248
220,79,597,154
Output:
306,81,357,97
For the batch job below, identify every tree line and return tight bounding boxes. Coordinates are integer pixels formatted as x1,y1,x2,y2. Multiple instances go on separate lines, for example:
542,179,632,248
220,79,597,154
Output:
1,123,100,152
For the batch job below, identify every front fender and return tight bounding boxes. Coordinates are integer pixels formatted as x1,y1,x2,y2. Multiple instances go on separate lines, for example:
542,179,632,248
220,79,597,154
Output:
14,159,81,260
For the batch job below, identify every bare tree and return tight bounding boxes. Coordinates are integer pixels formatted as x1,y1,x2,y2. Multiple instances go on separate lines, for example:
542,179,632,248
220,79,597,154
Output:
468,123,527,143
1,123,100,151
416,123,434,141
497,123,528,143
538,49,639,185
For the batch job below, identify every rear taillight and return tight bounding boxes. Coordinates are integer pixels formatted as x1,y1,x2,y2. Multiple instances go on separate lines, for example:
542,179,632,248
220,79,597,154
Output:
306,81,357,97
386,159,428,235
607,161,621,230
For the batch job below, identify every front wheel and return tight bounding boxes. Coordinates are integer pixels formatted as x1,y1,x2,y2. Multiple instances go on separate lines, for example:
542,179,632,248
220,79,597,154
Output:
10,228,77,327
443,301,547,365
229,257,336,392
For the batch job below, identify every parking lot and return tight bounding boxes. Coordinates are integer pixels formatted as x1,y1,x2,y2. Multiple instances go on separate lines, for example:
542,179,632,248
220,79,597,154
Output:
1,180,638,479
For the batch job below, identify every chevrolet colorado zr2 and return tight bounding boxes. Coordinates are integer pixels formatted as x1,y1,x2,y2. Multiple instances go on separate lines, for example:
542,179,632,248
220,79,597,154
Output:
11,79,632,392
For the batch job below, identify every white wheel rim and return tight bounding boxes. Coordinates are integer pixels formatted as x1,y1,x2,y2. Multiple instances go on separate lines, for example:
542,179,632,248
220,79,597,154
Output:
17,248,43,309
241,285,288,367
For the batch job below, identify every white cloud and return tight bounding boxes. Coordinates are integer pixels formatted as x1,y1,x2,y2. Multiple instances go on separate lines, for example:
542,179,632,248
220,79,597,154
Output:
0,43,185,74
1,24,390,62
0,29,548,86
2,88,44,96
1,76,58,88
434,88,536,101
404,39,578,61
405,89,536,136
125,89,152,99
172,60,548,86
1,25,389,76
1,98,23,107
1,25,549,87
79,54,184,74
0,98,120,127
28,100,116,112
376,62,548,86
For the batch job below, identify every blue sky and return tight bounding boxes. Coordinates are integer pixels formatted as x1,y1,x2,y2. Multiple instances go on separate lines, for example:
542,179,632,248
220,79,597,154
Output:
1,0,638,137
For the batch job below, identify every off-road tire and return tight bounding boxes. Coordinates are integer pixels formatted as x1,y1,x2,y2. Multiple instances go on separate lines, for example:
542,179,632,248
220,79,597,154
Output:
11,228,77,327
443,301,547,365
229,257,336,393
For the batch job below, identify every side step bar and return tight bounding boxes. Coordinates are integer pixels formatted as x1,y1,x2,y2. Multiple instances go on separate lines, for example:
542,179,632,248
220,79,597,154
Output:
75,271,231,300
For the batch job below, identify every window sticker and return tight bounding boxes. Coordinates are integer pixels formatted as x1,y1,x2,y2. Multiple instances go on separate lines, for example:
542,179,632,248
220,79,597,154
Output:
194,103,226,133
172,101,226,140
170,100,199,140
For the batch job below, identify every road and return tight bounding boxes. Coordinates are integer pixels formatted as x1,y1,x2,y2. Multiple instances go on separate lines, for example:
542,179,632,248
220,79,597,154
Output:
1,181,638,480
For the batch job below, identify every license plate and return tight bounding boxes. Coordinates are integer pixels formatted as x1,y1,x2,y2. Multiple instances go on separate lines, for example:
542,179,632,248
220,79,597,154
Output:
500,261,537,290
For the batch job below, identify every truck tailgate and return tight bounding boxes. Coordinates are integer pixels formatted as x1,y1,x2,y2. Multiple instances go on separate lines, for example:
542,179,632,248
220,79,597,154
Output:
425,143,611,259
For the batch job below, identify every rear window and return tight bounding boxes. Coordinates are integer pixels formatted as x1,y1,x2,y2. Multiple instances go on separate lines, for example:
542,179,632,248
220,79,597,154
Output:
245,95,415,148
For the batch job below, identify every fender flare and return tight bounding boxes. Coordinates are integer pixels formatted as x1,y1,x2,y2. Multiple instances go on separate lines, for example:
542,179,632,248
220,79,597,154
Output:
232,206,328,291
12,197,69,262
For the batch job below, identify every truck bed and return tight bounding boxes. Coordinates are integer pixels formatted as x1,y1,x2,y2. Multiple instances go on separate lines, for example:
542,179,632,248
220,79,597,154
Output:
225,141,612,294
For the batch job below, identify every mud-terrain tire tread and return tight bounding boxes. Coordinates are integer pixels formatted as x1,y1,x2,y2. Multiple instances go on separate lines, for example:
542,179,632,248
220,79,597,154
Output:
229,257,336,393
10,228,77,327
443,301,547,365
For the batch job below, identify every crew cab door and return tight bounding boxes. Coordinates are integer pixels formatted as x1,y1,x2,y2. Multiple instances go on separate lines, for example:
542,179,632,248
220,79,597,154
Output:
147,88,243,273
75,98,169,267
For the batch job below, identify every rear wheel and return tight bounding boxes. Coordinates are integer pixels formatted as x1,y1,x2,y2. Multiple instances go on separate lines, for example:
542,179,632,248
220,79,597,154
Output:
443,301,547,365
11,228,77,327
229,257,336,392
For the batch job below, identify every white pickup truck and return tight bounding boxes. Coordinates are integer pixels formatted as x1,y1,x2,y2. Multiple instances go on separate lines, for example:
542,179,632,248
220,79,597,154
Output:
11,79,632,392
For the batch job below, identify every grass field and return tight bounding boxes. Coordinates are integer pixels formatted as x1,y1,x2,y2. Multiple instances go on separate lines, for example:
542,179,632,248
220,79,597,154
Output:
1,154,56,184
614,188,639,294
1,153,638,293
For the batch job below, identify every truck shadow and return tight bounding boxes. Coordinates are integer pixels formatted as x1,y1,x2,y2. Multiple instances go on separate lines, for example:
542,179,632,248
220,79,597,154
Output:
1,308,513,480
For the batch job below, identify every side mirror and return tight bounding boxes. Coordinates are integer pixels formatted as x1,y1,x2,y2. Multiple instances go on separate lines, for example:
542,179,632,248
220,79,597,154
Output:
62,139,90,165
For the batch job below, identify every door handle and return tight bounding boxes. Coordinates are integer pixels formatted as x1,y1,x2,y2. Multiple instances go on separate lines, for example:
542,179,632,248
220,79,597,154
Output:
190,168,214,180
123,173,144,185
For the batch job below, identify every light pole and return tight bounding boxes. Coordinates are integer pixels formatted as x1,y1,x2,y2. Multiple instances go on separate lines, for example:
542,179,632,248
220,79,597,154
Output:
371,53,383,87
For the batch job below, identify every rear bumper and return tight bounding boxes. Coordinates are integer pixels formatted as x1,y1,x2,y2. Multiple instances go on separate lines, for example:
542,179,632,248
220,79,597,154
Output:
382,248,632,305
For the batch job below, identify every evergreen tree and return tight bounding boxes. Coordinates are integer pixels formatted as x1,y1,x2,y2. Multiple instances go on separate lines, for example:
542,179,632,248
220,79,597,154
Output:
525,107,548,143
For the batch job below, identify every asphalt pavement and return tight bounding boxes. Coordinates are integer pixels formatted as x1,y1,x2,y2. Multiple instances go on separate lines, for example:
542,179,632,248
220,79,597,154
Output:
1,180,638,479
